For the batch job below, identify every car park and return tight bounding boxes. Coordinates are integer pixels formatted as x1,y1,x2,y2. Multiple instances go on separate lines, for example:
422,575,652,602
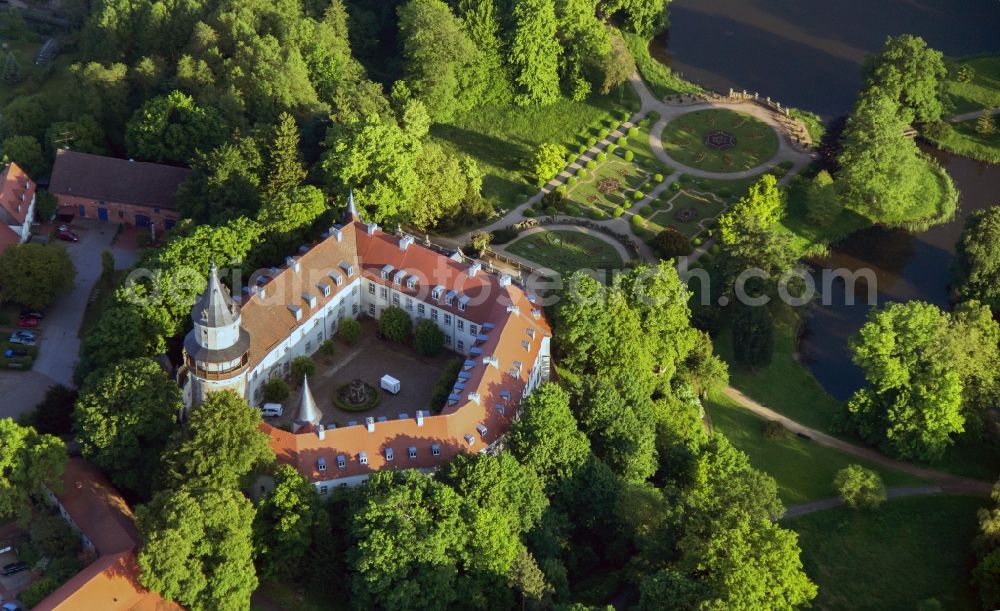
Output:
1,561,28,576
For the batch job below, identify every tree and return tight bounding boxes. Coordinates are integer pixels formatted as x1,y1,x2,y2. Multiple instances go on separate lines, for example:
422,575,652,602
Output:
454,0,512,105
653,228,692,259
834,465,886,509
731,299,774,368
717,174,797,276
74,358,180,498
837,90,932,225
27,384,78,436
257,185,328,236
845,301,964,460
45,115,107,157
176,136,264,224
265,112,307,196
508,550,554,609
510,0,562,106
254,464,321,580
263,378,290,402
956,206,1000,316
976,110,997,137
556,0,611,99
574,376,657,482
349,470,469,610
30,512,80,557
974,481,1000,609
397,0,477,122
0,135,46,177
506,384,591,490
863,34,946,124
322,113,421,223
379,305,412,343
945,301,1000,429
137,486,257,611
159,391,273,490
409,142,474,230
290,356,317,384
805,169,842,226
0,419,66,523
414,318,445,356
125,91,226,164
33,190,58,222
0,243,76,309
600,31,636,94
2,52,21,85
339,317,362,345
607,0,669,37
532,143,568,181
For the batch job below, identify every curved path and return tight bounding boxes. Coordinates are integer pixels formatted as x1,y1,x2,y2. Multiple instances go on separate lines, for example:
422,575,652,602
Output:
783,485,943,519
506,223,633,262
723,386,994,496
946,106,1000,123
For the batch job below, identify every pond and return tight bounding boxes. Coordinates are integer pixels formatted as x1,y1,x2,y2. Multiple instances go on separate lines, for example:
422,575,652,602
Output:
654,0,1000,117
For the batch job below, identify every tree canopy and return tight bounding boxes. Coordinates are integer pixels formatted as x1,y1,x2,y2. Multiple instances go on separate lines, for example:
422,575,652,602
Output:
0,419,66,523
0,243,76,309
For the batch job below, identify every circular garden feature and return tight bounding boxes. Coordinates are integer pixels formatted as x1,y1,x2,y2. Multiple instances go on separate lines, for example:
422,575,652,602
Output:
507,230,625,276
660,109,779,173
334,379,381,412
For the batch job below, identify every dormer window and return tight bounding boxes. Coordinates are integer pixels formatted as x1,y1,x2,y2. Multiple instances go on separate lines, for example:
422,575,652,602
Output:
339,261,354,276
337,455,346,468
458,295,470,312
521,340,530,351
381,264,393,280
317,283,331,297
385,448,394,461
406,275,418,289
359,452,368,465
317,458,327,472
445,290,456,306
408,447,417,459
431,444,441,456
526,328,535,339
393,270,406,285
432,285,444,300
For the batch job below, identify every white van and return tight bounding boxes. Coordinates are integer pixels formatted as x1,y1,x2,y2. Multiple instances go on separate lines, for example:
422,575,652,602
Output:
261,403,283,417
380,375,401,394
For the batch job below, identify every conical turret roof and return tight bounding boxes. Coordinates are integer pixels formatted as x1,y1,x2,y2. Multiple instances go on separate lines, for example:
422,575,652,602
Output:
292,374,323,432
345,188,360,221
191,262,239,328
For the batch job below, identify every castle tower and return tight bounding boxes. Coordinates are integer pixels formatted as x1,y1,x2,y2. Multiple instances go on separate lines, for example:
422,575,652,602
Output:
183,263,251,406
292,374,323,432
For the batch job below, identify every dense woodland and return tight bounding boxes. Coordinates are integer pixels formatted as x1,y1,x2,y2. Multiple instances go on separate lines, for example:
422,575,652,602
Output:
3,0,1000,608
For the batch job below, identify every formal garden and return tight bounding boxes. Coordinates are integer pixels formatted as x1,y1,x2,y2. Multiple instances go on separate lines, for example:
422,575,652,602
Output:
506,230,625,276
659,108,779,172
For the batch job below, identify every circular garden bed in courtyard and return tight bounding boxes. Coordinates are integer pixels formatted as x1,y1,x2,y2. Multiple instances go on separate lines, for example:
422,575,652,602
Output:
334,379,382,412
660,109,779,173
507,230,625,276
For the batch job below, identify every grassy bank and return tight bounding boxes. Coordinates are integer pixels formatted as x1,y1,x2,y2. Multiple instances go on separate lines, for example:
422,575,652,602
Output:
622,32,703,100
705,391,927,505
789,495,986,610
924,116,1000,164
944,55,1000,115
431,87,640,212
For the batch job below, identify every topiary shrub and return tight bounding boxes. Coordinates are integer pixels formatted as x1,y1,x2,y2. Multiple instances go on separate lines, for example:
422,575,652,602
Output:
620,111,631,121
654,173,664,182
633,190,645,200
567,176,577,187
631,213,643,226
585,159,596,170
577,168,587,178
628,126,639,137
612,206,625,217
263,378,290,402
578,144,587,154
589,209,604,220
623,150,634,162
542,190,565,209
618,137,629,146
556,185,568,196
379,306,412,343
317,339,336,362
339,317,362,345
596,151,607,162
544,206,559,216
333,382,381,412
522,207,538,217
586,137,597,147
414,319,445,356
692,237,703,247
654,228,693,259
491,226,520,244
607,143,617,154
669,181,681,192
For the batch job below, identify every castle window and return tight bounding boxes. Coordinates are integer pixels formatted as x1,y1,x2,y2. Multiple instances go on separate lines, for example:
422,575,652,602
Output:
392,293,400,305
368,282,375,294
457,320,464,331
431,444,441,456
418,303,425,316
457,340,464,351
431,309,438,321
380,287,388,299
406,297,413,311
444,314,451,325
470,324,478,335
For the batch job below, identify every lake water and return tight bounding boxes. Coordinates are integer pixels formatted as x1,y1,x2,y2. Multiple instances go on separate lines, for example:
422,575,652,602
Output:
655,0,1000,117
654,0,1000,400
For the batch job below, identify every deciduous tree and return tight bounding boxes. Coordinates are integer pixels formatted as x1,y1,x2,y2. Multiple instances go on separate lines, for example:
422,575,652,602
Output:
834,464,886,509
0,419,66,523
379,305,412,343
506,383,591,490
532,142,568,181
956,205,1000,317
414,318,445,356
510,0,561,106
0,243,76,309
863,34,946,124
253,464,321,580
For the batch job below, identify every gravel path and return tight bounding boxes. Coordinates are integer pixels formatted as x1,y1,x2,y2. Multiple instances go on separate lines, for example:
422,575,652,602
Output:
946,107,1000,123
783,485,943,519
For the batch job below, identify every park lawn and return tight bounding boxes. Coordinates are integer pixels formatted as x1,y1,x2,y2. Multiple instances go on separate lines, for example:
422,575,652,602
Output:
506,230,624,276
660,109,779,173
622,32,704,101
714,305,845,433
705,391,928,505
924,116,1000,164
789,495,986,611
944,55,1000,114
430,87,639,213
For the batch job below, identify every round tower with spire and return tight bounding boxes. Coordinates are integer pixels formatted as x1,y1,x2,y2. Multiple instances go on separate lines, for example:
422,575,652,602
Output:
183,262,252,406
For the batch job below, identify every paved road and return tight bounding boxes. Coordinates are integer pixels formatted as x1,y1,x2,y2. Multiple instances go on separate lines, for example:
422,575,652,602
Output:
783,485,943,519
0,221,137,420
722,386,994,495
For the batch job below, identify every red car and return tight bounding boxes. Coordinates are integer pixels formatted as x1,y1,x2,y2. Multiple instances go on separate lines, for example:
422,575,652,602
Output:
57,229,79,242
16,317,39,328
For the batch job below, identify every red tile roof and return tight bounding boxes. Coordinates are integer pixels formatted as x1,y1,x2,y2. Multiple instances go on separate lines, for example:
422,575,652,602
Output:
33,459,182,611
49,150,191,209
0,162,34,226
247,221,551,481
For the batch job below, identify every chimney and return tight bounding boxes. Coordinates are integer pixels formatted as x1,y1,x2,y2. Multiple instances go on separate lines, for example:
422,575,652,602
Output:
317,426,325,440
285,256,300,272
416,410,425,427
399,235,414,251
332,226,343,242
468,262,482,278
499,274,512,287
467,392,481,404
366,416,375,432
367,222,378,236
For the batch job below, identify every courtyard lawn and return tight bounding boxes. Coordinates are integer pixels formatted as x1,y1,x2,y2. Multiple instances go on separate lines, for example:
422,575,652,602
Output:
506,230,625,276
789,495,986,611
944,55,1000,114
705,391,928,505
660,109,779,173
430,88,639,214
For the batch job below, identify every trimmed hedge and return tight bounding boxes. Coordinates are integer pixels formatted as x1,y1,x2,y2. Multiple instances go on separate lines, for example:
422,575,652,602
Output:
334,382,381,412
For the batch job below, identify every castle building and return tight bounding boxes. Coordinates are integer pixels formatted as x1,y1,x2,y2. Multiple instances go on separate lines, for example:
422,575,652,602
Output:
182,201,552,490
0,162,37,251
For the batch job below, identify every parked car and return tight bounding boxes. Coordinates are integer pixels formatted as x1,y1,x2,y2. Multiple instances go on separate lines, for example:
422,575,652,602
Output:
1,561,28,576
56,229,79,242
15,317,39,328
4,349,28,358
11,330,36,340
9,336,36,347
19,309,43,320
